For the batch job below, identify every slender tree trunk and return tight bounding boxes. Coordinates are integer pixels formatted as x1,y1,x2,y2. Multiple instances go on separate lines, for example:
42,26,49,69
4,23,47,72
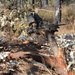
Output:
39,0,42,8
32,0,35,4
54,0,62,24
4,0,6,8
41,0,48,8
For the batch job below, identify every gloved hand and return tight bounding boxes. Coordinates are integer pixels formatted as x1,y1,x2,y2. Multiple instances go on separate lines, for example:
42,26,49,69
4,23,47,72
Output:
49,26,59,34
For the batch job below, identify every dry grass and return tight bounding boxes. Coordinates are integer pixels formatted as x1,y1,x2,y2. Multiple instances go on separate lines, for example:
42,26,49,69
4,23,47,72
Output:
37,5,75,33
62,5,75,31
37,8,54,23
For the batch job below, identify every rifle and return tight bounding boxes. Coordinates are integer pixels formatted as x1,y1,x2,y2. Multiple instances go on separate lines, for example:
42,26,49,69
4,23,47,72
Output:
27,23,66,34
41,23,66,34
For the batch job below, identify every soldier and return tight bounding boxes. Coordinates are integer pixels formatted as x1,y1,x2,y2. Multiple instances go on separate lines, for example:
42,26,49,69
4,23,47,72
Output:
33,12,43,28
26,11,43,34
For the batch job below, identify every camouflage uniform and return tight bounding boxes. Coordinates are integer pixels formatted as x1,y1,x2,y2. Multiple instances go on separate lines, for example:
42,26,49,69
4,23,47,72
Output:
18,11,43,42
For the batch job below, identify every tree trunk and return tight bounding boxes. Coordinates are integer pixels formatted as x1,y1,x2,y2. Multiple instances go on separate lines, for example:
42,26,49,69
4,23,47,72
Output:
54,0,62,24
43,48,74,75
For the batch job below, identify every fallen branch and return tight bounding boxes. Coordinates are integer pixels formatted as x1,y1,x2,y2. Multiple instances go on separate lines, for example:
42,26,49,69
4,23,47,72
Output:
25,58,52,75
7,48,75,75
43,48,75,75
